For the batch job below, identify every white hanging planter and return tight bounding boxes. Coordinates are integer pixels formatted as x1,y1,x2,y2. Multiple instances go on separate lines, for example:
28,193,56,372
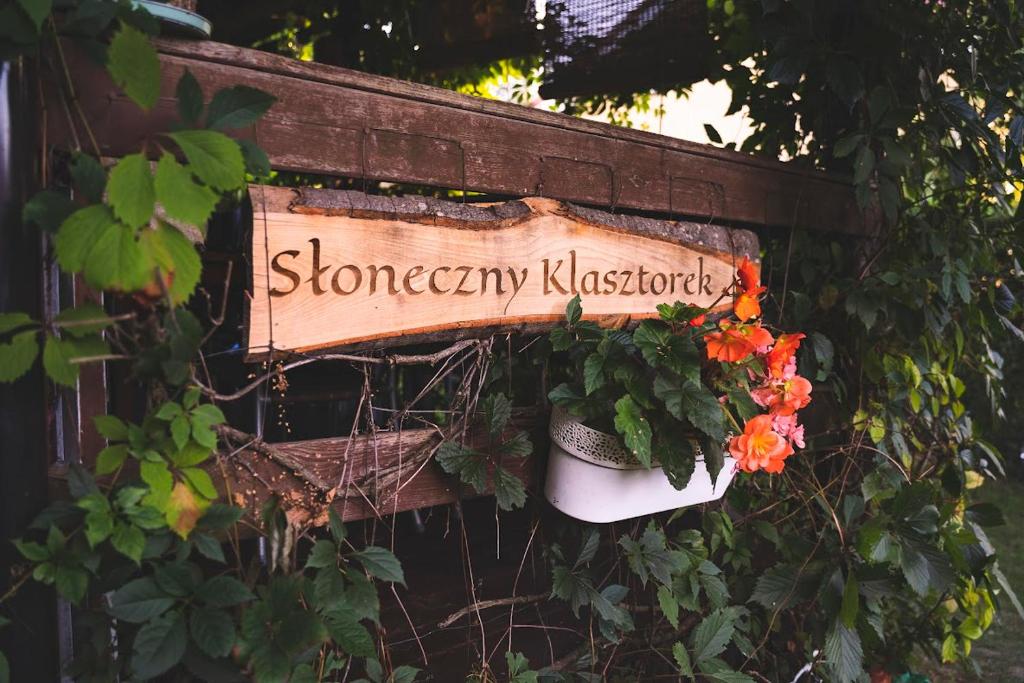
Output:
543,407,738,523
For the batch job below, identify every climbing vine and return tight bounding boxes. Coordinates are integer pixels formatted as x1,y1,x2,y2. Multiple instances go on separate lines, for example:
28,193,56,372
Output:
1,1,1024,682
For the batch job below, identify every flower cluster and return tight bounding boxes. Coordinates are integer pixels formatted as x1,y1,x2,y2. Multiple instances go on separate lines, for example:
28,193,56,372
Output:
704,258,812,474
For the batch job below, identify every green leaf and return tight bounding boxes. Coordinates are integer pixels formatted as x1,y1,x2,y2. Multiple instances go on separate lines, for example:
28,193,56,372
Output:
154,153,219,229
653,375,725,442
168,130,246,191
238,139,271,177
898,537,953,596
583,353,605,395
14,539,49,562
493,465,527,511
614,395,652,468
704,123,723,144
436,441,487,493
43,335,108,387
107,153,155,228
108,577,175,623
305,539,339,569
658,585,679,628
353,546,405,585
824,621,863,683
84,221,152,291
323,604,376,658
482,393,511,438
192,533,226,563
176,68,203,127
854,145,875,184
498,430,532,457
565,294,582,325
197,503,244,530
672,642,693,677
55,566,89,604
55,204,116,273
690,608,735,664
132,611,188,679
189,607,236,658
506,650,537,683
22,189,74,232
170,414,190,450
138,222,201,303
329,508,347,544
182,467,218,500
107,22,160,110
205,86,276,130
111,522,146,563
195,575,254,608
70,153,106,203
750,566,809,609
0,329,38,383
840,572,859,628
16,0,51,30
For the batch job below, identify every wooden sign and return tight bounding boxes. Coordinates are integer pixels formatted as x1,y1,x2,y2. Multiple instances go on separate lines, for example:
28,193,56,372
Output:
246,186,759,358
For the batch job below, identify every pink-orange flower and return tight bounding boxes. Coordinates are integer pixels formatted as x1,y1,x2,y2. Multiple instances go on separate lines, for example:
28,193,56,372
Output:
766,333,806,378
751,375,812,416
729,414,794,473
742,323,775,351
734,287,766,321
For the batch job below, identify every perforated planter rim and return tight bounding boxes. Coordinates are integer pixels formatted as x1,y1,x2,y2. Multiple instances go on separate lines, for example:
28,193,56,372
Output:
543,406,737,523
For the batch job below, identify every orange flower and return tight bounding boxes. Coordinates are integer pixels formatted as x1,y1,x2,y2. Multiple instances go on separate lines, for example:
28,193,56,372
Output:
766,333,806,378
729,414,794,473
742,323,774,350
705,328,755,363
688,312,707,327
734,287,766,321
737,257,760,292
751,374,812,416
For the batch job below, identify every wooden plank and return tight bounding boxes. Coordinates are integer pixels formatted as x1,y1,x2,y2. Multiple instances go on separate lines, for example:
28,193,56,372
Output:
216,419,538,525
46,39,866,234
246,187,758,357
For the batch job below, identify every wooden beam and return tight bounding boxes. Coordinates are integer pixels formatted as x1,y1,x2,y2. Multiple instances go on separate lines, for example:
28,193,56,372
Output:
216,419,538,525
47,39,865,234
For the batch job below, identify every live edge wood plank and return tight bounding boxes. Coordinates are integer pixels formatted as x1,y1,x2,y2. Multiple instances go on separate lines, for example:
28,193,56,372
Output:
217,418,539,525
46,38,865,234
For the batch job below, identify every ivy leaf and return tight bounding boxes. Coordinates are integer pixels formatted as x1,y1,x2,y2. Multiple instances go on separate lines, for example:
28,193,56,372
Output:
182,467,217,500
106,22,161,110
238,139,271,177
352,546,405,585
482,393,512,438
154,153,219,230
54,205,116,273
690,608,735,664
42,334,108,387
16,0,51,30
166,481,206,538
22,190,74,232
494,465,527,511
70,153,106,203
168,130,246,191
436,441,487,493
84,221,153,292
0,329,38,383
111,522,146,564
614,395,652,468
824,620,863,683
107,577,175,623
205,86,276,131
323,604,375,658
195,575,255,608
132,611,188,679
176,68,203,128
107,153,155,228
189,607,236,659
95,444,129,475
138,222,201,304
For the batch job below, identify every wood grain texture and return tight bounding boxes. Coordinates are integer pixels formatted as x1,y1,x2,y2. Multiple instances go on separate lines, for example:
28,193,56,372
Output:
216,419,538,524
45,39,867,234
247,187,757,357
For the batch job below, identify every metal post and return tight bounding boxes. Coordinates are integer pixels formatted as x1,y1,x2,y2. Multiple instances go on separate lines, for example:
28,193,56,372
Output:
0,58,60,680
